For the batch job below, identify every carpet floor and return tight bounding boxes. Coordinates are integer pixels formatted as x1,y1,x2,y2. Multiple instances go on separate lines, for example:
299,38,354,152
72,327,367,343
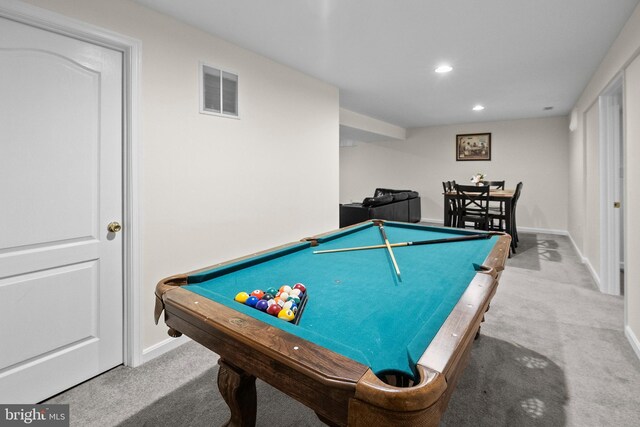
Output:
45,232,640,426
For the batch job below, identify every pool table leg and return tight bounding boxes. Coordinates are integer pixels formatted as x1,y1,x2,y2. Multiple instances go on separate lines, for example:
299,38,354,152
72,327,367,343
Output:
218,359,257,427
475,303,491,340
475,325,482,340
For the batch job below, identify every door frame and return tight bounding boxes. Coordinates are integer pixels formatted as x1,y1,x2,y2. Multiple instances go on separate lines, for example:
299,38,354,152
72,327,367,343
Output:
0,0,144,366
598,73,624,296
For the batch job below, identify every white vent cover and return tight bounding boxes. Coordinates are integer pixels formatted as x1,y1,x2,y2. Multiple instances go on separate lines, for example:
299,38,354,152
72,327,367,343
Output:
200,64,238,118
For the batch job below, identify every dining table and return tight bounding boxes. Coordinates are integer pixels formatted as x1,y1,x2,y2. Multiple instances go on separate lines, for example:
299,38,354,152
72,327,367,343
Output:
443,189,517,251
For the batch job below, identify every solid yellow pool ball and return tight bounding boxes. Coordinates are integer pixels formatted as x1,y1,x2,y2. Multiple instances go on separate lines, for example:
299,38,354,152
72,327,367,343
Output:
234,292,250,303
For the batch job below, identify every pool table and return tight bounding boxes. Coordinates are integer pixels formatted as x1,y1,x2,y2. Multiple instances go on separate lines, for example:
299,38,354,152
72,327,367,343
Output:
154,220,510,426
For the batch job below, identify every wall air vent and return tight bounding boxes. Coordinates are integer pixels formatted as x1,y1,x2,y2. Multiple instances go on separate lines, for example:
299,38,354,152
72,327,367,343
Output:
200,63,239,118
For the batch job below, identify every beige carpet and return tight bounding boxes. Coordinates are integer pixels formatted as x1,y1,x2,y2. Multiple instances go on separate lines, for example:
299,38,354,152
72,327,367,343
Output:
46,232,640,426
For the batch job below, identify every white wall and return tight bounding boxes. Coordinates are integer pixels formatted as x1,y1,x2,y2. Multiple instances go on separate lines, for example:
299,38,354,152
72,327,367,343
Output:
568,110,586,251
568,2,640,358
340,116,570,232
23,0,340,350
625,55,640,356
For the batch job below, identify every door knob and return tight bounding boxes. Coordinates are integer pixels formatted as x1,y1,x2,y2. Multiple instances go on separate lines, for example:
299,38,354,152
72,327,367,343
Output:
107,222,122,233
614,202,621,209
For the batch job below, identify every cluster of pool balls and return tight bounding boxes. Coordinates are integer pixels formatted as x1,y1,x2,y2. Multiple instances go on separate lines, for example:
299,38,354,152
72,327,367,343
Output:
234,283,307,322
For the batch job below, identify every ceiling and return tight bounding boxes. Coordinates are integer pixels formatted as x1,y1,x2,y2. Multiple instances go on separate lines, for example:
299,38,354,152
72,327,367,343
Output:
134,0,639,128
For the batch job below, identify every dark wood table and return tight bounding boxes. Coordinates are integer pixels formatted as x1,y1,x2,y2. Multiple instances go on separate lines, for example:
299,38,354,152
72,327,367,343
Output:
444,189,516,250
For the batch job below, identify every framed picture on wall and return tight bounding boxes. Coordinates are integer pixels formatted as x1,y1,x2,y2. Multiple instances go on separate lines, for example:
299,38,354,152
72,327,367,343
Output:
456,133,491,161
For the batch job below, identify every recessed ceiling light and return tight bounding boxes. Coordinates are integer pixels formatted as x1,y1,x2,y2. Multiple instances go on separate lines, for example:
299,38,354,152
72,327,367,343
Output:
435,65,453,73
473,105,485,111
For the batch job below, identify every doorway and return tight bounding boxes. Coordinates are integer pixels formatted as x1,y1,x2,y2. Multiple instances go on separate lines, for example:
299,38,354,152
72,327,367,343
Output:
599,75,624,296
0,1,141,403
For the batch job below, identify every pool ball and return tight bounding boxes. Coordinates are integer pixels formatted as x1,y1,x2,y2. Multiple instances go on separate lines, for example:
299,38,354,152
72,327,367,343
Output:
278,309,295,321
266,287,278,295
293,283,306,293
287,295,300,304
278,292,289,301
234,292,250,303
245,296,259,307
279,285,292,294
255,300,269,311
289,289,301,297
267,304,281,316
283,300,297,313
262,293,274,301
250,290,264,299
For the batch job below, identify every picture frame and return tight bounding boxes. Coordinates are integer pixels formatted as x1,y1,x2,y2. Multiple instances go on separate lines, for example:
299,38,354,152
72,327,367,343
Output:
456,133,491,161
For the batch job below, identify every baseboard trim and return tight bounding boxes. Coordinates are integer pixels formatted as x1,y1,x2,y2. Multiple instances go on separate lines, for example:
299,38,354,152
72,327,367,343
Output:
625,325,640,361
142,335,191,364
567,233,587,263
516,226,568,235
567,233,602,289
420,218,569,236
420,217,444,224
582,256,601,289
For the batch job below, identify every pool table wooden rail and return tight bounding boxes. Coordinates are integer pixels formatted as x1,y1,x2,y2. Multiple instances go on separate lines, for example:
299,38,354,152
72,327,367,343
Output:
154,221,510,426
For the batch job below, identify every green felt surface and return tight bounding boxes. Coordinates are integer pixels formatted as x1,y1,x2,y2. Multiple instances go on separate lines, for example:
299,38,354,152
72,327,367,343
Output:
186,222,498,379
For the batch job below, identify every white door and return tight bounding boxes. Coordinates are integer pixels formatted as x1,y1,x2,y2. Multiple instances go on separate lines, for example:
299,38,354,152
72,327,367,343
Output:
599,79,624,296
0,16,123,403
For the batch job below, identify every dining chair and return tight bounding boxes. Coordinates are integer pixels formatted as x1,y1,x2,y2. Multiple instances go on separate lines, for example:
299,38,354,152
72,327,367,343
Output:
483,180,506,231
511,182,523,247
443,181,457,227
488,182,522,252
455,184,490,230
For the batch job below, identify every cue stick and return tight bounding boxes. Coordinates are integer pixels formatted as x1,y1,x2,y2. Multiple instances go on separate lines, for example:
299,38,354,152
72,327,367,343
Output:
313,233,493,254
377,223,402,279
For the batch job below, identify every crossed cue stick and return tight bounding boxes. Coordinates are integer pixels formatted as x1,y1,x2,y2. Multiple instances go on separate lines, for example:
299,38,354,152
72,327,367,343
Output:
313,229,495,280
313,231,493,254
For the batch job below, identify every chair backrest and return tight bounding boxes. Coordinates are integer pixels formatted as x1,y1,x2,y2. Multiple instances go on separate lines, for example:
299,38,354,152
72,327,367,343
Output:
513,182,523,205
455,184,490,218
442,181,456,192
481,180,505,190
